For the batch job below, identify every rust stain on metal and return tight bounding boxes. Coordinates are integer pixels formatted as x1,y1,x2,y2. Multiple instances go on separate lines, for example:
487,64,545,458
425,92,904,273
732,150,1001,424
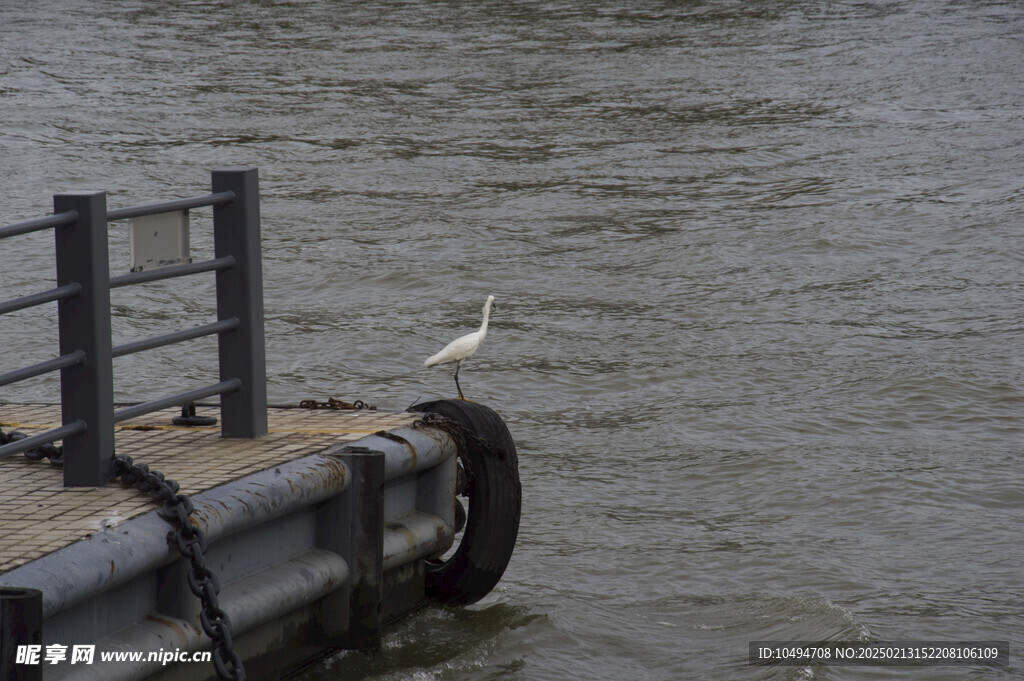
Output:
376,430,418,464
319,456,349,482
414,424,457,454
190,507,218,529
385,522,420,549
150,613,198,640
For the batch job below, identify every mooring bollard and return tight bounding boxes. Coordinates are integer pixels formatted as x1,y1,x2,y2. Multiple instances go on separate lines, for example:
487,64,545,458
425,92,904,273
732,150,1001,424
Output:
340,446,385,650
0,587,43,681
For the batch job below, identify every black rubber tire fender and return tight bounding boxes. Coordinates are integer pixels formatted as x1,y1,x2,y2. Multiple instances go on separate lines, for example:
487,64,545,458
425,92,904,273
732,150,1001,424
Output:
410,399,521,606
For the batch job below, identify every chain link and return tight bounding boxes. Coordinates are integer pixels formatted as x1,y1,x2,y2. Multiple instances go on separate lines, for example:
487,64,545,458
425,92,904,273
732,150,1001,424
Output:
411,411,495,454
113,454,245,681
299,396,376,410
0,425,244,681
0,425,64,465
409,412,503,496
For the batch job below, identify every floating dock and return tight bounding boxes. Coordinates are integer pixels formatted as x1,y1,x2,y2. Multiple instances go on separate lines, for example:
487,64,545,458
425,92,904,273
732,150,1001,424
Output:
0,169,521,681
1,402,465,681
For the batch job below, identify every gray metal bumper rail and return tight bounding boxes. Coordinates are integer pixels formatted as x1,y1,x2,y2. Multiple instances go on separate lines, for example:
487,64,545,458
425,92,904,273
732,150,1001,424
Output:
0,423,456,681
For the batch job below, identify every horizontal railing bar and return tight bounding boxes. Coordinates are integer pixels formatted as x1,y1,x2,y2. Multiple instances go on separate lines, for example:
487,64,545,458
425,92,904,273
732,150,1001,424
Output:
107,190,236,221
0,350,86,388
0,210,77,239
0,283,81,316
109,255,235,289
113,378,242,423
112,318,239,358
0,421,86,460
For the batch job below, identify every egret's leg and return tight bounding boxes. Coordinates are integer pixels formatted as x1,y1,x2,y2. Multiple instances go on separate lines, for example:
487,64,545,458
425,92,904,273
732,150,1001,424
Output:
454,362,465,400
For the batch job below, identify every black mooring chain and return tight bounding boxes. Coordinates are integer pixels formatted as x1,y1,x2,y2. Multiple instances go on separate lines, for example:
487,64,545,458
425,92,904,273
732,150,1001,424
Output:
0,426,244,681
114,454,245,681
0,426,64,465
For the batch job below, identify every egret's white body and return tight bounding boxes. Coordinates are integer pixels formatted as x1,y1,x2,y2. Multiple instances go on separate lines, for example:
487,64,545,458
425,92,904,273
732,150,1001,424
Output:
425,295,495,400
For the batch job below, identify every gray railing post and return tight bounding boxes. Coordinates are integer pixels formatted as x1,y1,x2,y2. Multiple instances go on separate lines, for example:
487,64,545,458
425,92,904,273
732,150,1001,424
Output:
53,191,115,487
211,168,268,438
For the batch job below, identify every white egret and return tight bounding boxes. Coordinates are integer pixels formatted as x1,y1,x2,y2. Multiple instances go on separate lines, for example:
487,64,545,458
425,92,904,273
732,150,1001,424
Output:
424,295,496,400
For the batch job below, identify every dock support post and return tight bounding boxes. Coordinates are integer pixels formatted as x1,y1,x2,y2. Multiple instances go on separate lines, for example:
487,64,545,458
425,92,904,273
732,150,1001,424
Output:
341,446,384,650
0,587,43,681
54,191,114,487
211,167,267,438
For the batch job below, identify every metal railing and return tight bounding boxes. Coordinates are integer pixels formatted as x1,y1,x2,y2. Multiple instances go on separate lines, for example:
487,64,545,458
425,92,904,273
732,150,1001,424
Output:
0,168,267,486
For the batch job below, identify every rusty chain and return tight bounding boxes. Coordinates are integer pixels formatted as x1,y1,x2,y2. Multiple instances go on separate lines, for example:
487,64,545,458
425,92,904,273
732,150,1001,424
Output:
299,396,376,411
0,425,245,681
410,411,499,497
411,411,493,454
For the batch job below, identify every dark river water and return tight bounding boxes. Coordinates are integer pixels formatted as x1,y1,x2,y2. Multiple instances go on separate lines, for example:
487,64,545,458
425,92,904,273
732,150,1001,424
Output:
2,1,1023,680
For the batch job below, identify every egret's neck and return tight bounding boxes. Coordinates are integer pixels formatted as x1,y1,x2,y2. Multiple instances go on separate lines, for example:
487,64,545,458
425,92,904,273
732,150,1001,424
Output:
479,302,492,338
